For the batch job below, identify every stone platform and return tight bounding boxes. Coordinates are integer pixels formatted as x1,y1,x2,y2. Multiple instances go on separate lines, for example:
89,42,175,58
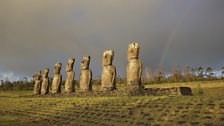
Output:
29,87,192,98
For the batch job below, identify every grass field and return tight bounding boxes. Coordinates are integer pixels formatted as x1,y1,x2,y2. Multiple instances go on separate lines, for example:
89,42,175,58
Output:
0,81,224,126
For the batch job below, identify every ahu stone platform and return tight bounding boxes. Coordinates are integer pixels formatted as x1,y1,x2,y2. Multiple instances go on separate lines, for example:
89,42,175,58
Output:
142,87,192,96
30,87,192,98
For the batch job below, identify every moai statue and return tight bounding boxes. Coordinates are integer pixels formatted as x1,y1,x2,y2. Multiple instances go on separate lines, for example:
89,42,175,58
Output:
79,56,92,91
41,68,50,95
33,71,41,95
65,58,75,93
101,50,116,91
126,42,143,93
51,63,62,94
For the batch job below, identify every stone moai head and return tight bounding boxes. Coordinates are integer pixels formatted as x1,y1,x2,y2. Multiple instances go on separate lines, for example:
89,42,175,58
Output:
42,68,49,78
102,50,114,66
54,63,62,74
128,42,140,60
34,71,41,80
80,56,91,70
66,58,75,72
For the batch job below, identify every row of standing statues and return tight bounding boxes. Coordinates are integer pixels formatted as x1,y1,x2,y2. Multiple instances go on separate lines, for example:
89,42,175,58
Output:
34,42,142,95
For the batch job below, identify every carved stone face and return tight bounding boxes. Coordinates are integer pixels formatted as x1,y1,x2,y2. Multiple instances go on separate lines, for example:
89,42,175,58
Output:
128,43,140,60
54,63,62,74
66,58,75,72
80,56,90,70
34,71,41,80
42,68,49,78
102,50,114,66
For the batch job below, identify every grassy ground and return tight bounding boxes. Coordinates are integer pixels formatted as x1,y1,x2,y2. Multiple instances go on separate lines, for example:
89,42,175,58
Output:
0,81,224,126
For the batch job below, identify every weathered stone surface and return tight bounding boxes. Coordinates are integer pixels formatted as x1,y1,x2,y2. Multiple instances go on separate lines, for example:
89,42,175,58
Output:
33,71,41,95
80,56,90,70
80,69,92,91
126,43,142,93
41,68,50,95
32,86,192,98
142,87,192,96
51,63,62,94
177,87,192,95
127,59,142,85
65,58,75,93
101,50,116,91
102,50,114,66
80,56,92,91
128,42,140,60
53,63,62,74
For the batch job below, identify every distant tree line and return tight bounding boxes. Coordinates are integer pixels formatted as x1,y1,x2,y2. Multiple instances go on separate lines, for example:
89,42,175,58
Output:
143,66,224,84
0,79,34,90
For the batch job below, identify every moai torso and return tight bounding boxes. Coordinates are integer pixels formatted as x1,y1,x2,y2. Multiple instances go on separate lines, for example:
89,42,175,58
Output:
34,71,41,95
80,69,92,91
127,59,142,85
126,43,142,93
79,56,92,91
101,50,116,91
51,63,62,94
41,68,50,95
65,58,75,93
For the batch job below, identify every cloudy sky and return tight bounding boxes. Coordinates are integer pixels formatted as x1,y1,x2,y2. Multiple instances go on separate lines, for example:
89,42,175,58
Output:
0,0,224,81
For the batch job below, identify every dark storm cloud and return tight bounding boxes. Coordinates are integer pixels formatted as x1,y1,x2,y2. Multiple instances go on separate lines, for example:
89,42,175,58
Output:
0,0,224,80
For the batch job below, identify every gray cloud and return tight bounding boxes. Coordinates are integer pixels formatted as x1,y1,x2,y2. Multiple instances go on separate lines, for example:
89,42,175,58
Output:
0,0,224,80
